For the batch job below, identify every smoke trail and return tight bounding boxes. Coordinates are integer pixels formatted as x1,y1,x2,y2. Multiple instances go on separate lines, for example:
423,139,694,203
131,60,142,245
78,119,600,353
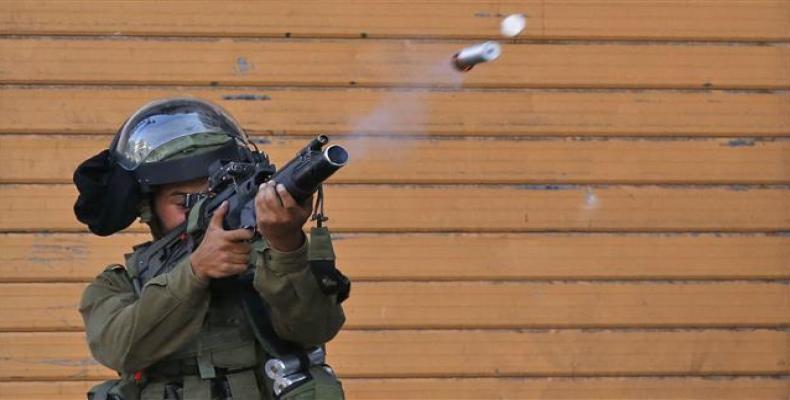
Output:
343,45,467,162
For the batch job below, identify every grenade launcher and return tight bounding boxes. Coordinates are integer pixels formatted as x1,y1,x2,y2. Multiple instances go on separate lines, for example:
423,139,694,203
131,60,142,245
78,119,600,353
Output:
190,134,348,233
131,135,349,291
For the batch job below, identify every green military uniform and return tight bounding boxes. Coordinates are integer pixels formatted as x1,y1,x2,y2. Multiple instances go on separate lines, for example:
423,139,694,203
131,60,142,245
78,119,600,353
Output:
80,235,345,399
73,97,349,399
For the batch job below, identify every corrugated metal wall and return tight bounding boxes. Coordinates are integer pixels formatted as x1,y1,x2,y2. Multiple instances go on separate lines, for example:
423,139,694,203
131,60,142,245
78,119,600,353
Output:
0,1,788,398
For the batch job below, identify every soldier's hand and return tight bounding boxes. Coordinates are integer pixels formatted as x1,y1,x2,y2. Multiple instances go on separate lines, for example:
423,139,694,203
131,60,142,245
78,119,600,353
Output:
189,201,253,281
255,180,312,252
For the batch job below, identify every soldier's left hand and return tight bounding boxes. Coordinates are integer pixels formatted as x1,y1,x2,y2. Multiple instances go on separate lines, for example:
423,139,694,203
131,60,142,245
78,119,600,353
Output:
255,180,312,252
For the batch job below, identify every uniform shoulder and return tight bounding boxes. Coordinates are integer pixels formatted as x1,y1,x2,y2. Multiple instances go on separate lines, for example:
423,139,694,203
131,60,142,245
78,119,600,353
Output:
93,263,131,283
103,263,126,272
91,241,152,288
88,260,134,293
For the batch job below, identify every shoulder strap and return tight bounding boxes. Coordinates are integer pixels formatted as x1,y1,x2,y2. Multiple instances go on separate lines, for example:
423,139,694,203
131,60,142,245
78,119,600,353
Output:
123,245,148,297
126,226,189,295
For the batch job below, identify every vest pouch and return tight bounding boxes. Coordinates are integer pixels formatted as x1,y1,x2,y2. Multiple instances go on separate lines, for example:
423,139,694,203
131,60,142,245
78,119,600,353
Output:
277,365,344,400
87,378,140,400
210,339,259,370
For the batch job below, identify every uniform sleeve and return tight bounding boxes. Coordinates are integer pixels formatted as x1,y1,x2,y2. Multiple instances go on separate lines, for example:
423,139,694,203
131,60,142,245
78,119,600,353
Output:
252,235,345,347
79,257,211,373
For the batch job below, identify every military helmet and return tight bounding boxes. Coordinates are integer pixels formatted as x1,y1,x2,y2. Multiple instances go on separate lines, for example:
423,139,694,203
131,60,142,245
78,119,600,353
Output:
74,97,260,236
111,97,255,190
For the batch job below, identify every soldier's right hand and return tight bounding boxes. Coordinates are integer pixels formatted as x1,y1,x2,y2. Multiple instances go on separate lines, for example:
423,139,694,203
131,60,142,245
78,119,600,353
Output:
189,201,254,282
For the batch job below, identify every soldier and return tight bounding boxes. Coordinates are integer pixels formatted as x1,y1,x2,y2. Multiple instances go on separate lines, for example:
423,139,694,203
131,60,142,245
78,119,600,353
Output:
74,98,348,399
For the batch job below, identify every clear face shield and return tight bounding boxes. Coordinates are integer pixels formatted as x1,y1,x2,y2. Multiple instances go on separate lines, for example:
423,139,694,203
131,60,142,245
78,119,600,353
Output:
111,98,251,171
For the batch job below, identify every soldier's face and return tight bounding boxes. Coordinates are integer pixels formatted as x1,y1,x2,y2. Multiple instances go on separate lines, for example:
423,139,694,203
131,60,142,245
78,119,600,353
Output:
153,178,209,233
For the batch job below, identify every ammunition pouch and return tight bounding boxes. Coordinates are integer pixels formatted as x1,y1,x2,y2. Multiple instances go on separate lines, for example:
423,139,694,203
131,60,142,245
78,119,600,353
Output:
139,368,262,400
276,365,344,400
91,367,345,400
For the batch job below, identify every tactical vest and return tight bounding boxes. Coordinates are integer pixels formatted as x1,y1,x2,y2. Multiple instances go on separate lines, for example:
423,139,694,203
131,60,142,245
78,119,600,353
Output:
87,232,347,400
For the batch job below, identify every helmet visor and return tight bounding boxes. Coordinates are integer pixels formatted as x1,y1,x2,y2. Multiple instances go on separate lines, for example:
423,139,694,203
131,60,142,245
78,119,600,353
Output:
112,98,249,170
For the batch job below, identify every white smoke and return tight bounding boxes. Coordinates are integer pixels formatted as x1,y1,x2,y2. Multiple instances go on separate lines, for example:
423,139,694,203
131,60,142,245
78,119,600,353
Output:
344,47,467,161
